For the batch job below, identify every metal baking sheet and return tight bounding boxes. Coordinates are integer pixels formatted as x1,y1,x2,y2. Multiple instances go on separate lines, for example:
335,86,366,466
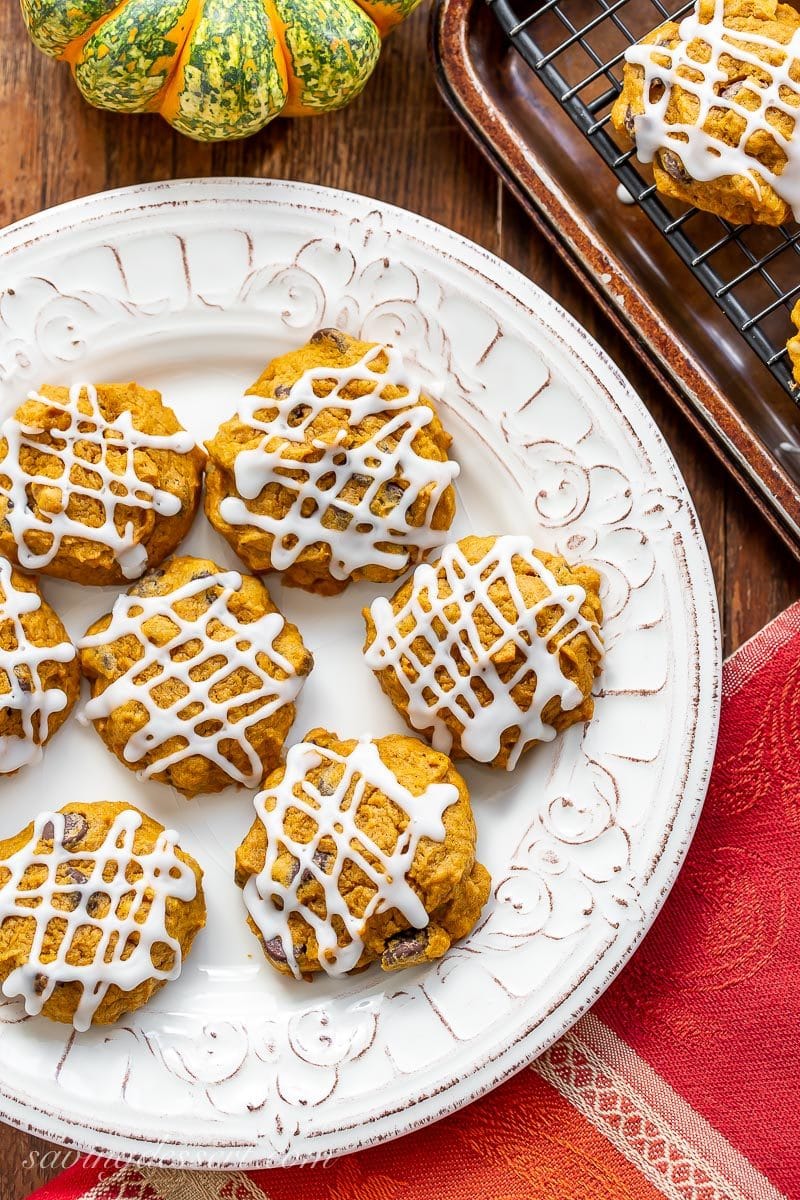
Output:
432,0,800,557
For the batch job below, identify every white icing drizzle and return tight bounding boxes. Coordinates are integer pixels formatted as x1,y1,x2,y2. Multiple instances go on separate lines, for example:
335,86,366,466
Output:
218,344,459,582
0,559,75,773
626,0,800,216
243,737,457,978
79,569,305,787
0,383,196,579
365,536,604,770
0,809,197,1032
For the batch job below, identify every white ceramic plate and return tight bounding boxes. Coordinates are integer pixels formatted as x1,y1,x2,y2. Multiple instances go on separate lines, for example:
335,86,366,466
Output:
0,178,720,1168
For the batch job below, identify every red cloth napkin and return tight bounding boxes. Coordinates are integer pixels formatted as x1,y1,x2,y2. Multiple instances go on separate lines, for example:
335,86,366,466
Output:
26,602,800,1200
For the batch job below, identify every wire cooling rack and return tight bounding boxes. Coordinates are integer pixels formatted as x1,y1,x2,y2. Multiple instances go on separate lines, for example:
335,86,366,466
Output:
490,0,800,403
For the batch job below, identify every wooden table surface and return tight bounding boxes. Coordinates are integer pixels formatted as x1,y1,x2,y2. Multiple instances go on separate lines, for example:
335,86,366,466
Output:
1,2,798,1196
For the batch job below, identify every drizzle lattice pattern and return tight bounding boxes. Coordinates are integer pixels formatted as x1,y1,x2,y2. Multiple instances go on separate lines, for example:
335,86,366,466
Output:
219,345,459,581
0,384,195,579
365,537,603,769
80,570,303,786
626,0,800,216
244,738,455,977
0,809,196,1032
0,559,74,773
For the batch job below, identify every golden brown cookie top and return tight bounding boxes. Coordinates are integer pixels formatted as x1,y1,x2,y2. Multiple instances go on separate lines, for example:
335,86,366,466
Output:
0,559,78,773
363,535,604,769
788,300,800,385
0,382,204,584
0,802,204,1031
204,329,458,595
78,556,312,796
612,0,800,225
235,729,481,977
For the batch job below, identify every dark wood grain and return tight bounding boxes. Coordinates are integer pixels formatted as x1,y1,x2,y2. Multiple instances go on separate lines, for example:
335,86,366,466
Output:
0,1,797,1195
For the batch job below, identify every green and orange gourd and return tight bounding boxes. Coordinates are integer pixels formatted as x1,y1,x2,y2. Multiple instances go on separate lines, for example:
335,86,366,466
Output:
19,0,421,141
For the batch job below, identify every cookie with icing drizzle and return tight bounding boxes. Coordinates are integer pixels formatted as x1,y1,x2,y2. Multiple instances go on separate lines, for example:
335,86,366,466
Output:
0,559,80,774
78,556,313,798
611,0,800,225
0,802,205,1030
235,729,491,979
788,299,800,384
204,328,459,596
0,382,205,585
363,535,604,770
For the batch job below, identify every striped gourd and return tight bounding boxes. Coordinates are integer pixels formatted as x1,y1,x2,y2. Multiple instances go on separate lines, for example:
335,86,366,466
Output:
19,0,420,141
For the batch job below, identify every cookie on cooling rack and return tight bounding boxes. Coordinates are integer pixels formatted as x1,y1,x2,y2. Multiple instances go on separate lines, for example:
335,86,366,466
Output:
235,729,491,979
78,556,313,798
0,383,205,585
0,802,205,1030
204,328,459,596
0,559,79,774
788,300,800,385
363,534,604,771
611,0,800,226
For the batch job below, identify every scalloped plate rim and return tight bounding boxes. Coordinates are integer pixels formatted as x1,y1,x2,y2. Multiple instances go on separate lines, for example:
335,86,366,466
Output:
0,178,721,1169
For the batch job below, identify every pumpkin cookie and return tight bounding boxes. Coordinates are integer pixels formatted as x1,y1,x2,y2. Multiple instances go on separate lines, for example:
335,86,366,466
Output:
0,382,205,585
788,300,800,385
0,802,205,1030
0,559,79,774
79,556,313,798
363,535,604,770
204,329,459,596
235,729,490,978
611,0,800,225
